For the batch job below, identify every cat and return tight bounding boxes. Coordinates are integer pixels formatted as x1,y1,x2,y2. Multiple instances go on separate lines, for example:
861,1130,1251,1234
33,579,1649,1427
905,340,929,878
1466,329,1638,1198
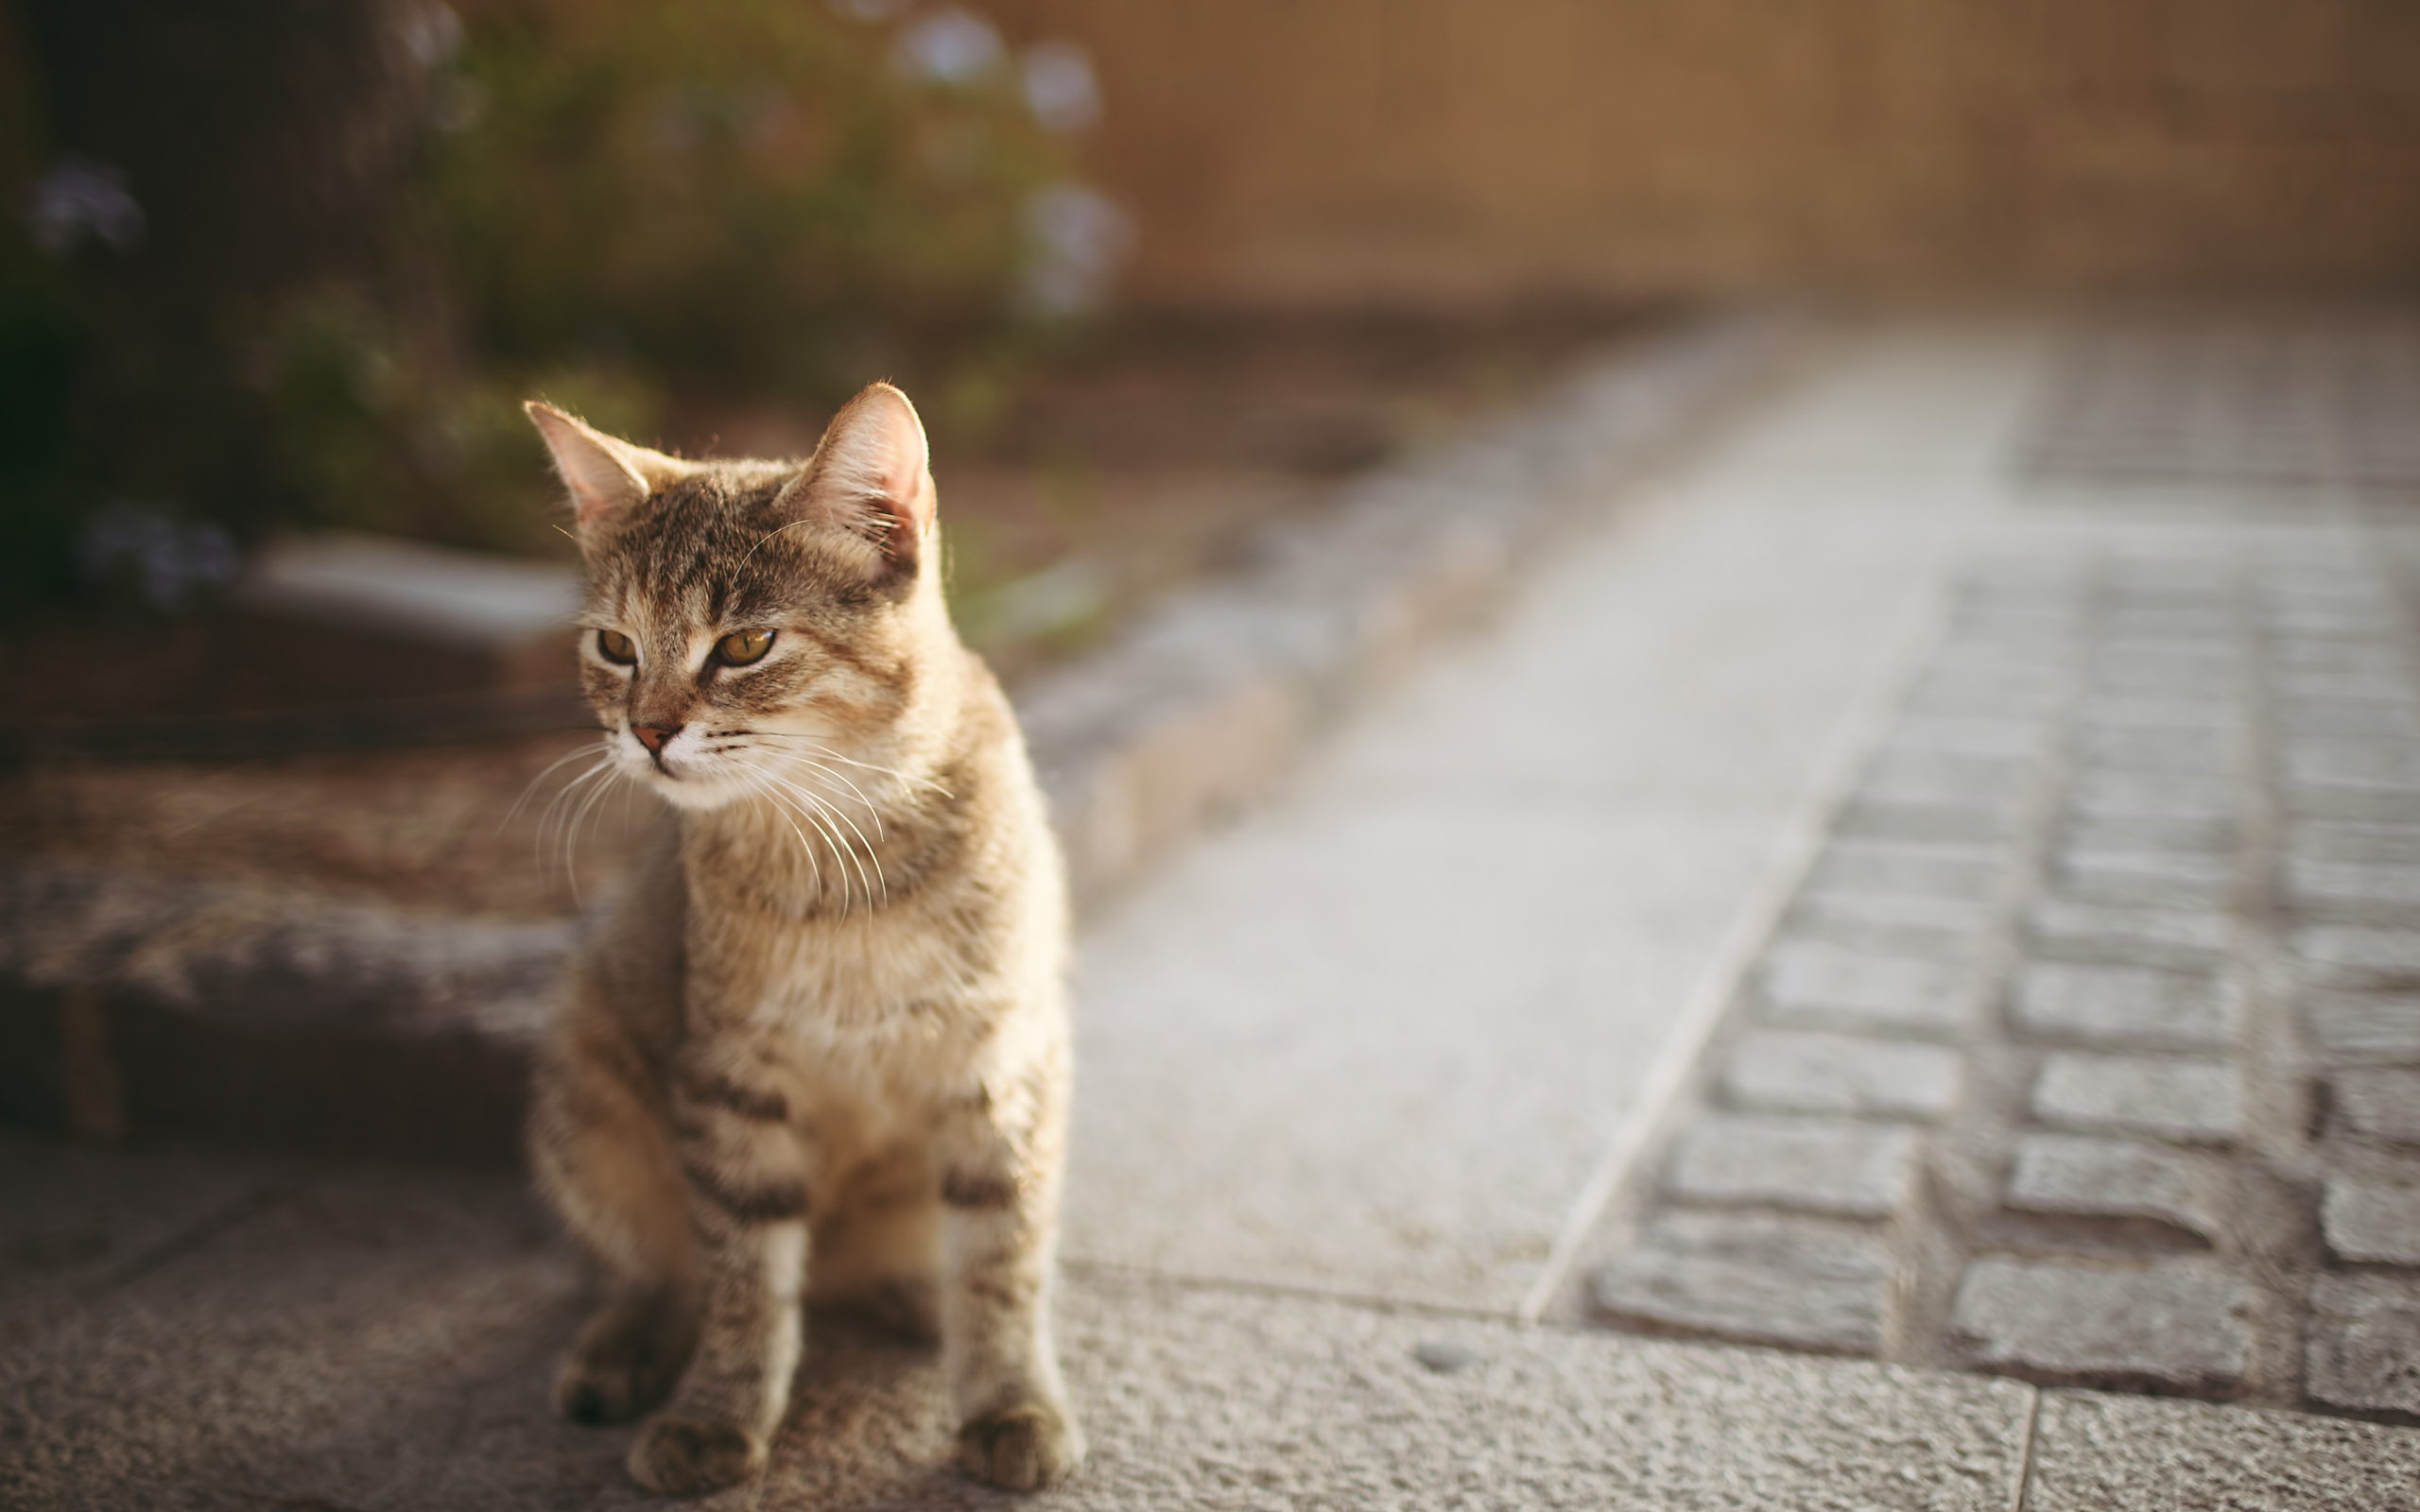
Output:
521,384,1083,1495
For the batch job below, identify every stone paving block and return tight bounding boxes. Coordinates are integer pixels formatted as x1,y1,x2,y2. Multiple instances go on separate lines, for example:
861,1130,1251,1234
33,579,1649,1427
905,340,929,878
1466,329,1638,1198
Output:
1873,716,2049,761
2304,992,2420,1060
2027,1388,2420,1510
2086,657,2241,700
2290,819,2420,865
1946,1257,2253,1393
2263,628,2416,671
1833,799,2023,846
2049,848,2236,908
2027,900,2233,971
2295,924,2420,988
2056,812,2239,858
2275,697,2420,740
2284,740,2420,794
2071,727,2238,778
2066,773,2241,822
1905,669,2066,719
2071,696,2243,732
1587,1211,1892,1353
2326,1067,2420,1143
1754,941,1982,1035
2307,1274,2420,1417
1853,752,2034,810
1720,1029,1962,1120
2272,669,2420,703
1783,892,1995,957
2321,1176,2420,1264
1806,842,2007,901
2008,962,2240,1051
2003,1134,2226,1241
2282,783,2420,824
2285,857,2420,915
2031,1053,2240,1143
1663,1113,1920,1219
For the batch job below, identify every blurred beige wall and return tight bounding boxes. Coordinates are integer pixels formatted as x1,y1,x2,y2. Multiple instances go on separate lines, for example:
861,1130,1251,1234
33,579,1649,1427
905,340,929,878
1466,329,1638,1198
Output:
988,0,2420,310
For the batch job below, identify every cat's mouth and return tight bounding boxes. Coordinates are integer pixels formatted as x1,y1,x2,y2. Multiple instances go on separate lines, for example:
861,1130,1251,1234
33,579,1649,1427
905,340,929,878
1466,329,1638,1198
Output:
618,728,747,811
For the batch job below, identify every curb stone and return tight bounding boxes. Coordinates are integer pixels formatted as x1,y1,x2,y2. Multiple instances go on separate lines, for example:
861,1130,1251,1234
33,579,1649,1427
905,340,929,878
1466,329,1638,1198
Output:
0,315,1794,1164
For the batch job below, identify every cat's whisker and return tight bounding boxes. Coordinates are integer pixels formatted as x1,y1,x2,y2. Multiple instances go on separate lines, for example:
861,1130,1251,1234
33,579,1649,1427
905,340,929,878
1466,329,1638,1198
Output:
727,731,953,798
737,766,850,907
741,772,829,902
536,757,617,873
527,751,614,850
503,737,615,838
764,782,880,914
771,784,861,917
769,749,888,841
562,763,629,905
757,770,885,909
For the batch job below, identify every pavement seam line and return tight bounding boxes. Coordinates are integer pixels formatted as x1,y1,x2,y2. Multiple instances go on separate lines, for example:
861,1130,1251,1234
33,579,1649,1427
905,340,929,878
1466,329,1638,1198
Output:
2009,1385,2044,1512
1515,535,1959,1325
1063,1257,1533,1327
80,1181,285,1303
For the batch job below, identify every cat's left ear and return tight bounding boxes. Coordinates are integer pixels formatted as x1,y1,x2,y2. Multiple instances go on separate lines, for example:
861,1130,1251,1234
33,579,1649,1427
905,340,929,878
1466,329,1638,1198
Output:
782,383,936,579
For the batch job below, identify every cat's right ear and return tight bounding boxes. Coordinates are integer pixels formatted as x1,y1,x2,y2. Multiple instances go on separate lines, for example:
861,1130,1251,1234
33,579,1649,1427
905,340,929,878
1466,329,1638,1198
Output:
524,402,688,529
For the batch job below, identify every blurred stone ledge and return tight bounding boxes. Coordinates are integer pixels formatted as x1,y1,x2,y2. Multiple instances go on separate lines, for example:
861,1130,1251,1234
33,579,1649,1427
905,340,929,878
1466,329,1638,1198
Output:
1028,312,1792,908
0,313,1792,1166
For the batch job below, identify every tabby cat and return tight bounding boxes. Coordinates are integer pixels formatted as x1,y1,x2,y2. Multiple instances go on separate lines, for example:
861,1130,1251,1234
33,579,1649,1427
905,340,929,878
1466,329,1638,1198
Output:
523,385,1082,1495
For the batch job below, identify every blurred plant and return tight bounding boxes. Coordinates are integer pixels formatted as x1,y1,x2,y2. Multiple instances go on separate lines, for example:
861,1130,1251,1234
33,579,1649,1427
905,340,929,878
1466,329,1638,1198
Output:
432,0,1072,409
0,0,1130,620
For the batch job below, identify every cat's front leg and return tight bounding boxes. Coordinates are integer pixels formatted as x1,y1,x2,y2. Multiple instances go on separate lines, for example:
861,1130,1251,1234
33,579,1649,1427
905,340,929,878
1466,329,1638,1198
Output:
939,1085,1084,1491
627,1066,809,1495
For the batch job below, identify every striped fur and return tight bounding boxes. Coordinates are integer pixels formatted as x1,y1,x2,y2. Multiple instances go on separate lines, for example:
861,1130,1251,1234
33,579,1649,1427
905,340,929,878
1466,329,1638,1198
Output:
524,386,1082,1495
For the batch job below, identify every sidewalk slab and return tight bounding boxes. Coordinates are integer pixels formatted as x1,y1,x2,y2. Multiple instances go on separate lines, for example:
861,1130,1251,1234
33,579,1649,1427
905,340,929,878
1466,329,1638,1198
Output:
2024,1389,2420,1511
0,1134,2037,1512
1067,332,2011,1312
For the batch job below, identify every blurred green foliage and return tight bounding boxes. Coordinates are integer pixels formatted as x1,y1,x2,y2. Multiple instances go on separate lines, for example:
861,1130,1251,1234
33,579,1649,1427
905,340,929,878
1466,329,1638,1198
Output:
0,0,1071,614
440,0,1061,395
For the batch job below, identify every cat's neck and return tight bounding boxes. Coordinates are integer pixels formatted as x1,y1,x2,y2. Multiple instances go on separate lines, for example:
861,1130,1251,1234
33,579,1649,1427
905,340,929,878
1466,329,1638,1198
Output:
679,636,990,919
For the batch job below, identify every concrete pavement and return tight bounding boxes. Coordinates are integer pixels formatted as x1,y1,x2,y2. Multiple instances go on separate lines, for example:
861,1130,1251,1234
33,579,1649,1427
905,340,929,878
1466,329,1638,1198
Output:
10,316,2420,1507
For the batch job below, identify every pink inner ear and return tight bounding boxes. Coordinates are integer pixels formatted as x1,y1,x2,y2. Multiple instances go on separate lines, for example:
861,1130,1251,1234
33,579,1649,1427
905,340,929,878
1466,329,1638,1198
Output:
864,394,935,539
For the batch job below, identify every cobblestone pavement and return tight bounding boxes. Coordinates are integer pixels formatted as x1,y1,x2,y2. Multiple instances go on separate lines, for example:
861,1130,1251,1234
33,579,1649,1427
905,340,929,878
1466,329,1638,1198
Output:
1590,529,2420,1419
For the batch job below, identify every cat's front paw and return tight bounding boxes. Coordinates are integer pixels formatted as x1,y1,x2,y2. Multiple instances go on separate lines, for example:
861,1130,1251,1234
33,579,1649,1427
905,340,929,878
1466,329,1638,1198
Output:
628,1414,769,1495
555,1291,695,1426
956,1399,1084,1492
556,1346,681,1427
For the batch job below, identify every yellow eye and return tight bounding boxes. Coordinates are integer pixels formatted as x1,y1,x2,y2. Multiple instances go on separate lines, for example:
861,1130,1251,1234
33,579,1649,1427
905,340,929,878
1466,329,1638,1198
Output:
596,629,637,664
717,628,774,666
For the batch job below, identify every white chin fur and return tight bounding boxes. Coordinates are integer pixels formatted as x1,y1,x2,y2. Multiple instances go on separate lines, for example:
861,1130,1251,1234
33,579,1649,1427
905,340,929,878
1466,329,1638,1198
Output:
648,772,747,812
618,748,750,812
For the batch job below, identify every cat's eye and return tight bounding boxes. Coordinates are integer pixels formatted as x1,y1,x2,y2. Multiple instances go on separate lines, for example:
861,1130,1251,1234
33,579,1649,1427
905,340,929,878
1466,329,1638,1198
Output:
717,628,774,666
596,628,637,664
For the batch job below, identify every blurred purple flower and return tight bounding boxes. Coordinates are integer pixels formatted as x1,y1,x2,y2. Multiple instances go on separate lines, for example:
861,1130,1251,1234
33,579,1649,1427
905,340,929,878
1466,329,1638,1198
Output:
1021,41,1099,134
26,156,145,258
78,502,239,613
896,7,1005,85
400,2,462,68
1021,182,1132,316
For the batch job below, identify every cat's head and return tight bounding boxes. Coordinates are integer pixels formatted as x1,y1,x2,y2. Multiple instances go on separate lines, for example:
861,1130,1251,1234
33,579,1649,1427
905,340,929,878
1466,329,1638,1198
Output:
527,383,951,814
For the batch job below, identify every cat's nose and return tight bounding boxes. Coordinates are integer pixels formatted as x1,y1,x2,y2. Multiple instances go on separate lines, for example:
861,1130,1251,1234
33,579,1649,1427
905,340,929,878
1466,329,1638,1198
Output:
632,722,682,754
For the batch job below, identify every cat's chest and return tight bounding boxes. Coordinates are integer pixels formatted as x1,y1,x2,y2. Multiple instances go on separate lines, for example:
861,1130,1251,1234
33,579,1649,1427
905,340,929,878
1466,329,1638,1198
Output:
712,899,986,1037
